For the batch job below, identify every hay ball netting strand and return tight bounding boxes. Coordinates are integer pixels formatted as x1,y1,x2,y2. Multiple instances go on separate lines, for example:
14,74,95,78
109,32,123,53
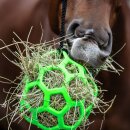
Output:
18,46,99,130
0,36,123,130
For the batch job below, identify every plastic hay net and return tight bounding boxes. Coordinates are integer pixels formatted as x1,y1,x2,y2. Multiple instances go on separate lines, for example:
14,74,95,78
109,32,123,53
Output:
18,50,99,130
0,34,123,130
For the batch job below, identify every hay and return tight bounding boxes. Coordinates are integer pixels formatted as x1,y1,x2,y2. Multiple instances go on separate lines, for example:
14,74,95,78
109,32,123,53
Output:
0,33,123,130
26,87,44,108
44,70,64,89
38,112,58,127
17,47,100,128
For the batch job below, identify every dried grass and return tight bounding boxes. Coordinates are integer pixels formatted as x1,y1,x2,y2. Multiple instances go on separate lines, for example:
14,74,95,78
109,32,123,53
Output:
0,32,123,130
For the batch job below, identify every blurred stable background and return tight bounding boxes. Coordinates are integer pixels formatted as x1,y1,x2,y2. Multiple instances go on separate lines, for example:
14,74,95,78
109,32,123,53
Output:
0,0,130,130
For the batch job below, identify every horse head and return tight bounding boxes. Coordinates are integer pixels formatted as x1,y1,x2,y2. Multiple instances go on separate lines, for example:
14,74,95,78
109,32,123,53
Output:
49,0,121,68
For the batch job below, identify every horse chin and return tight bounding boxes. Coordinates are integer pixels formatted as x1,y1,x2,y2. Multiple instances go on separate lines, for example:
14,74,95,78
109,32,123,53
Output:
69,38,105,68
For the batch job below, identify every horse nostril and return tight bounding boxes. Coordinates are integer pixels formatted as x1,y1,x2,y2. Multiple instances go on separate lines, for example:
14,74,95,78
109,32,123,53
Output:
66,19,83,37
100,32,112,52
75,27,86,38
75,28,94,38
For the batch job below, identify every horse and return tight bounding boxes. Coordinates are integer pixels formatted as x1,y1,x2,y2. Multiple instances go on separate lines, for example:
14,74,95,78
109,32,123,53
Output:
0,0,129,130
49,0,121,68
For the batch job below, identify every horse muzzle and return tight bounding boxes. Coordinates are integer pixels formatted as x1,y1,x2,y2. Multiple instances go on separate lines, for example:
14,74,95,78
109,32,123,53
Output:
66,19,113,68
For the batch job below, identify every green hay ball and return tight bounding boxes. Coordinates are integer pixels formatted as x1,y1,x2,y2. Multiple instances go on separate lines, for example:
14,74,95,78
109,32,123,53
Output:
20,51,98,130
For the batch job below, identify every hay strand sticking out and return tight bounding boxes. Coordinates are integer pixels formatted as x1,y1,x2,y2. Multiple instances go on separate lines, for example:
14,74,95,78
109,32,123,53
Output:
0,34,123,130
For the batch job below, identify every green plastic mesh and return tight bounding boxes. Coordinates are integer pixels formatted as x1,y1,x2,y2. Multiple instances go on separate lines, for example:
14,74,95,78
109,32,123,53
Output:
20,51,98,130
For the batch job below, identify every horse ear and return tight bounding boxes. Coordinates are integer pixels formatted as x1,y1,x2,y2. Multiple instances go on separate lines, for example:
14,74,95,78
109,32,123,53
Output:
48,0,61,35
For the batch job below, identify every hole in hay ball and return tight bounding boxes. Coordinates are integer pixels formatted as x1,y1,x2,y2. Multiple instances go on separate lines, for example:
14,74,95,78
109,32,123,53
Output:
50,94,66,111
44,70,64,89
39,50,62,67
25,86,44,108
64,106,80,126
66,64,79,74
47,51,62,65
38,112,58,127
68,77,89,101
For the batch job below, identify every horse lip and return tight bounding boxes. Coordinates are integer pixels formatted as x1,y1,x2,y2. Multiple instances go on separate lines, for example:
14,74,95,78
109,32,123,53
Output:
82,35,99,45
67,37,108,68
66,35,99,47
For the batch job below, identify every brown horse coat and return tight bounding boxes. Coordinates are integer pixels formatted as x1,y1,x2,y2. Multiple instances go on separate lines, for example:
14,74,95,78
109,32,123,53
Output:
0,0,130,130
